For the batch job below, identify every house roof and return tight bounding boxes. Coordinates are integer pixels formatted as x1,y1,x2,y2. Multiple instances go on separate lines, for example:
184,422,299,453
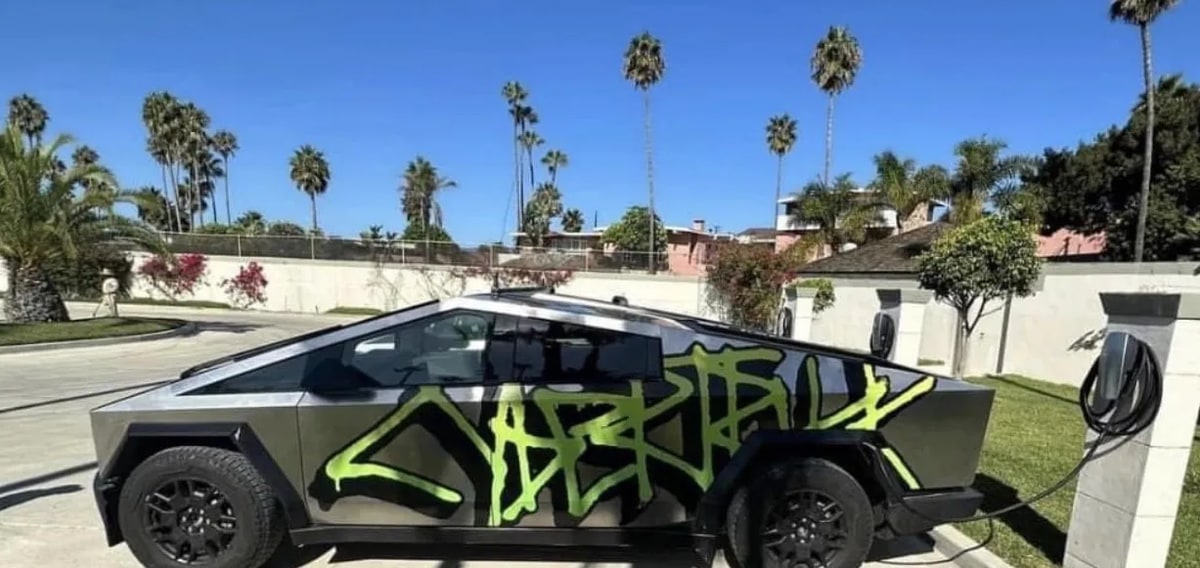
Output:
796,222,952,275
738,227,778,240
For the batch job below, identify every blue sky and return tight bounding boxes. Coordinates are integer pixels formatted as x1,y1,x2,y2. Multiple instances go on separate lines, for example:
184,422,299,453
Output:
3,0,1198,244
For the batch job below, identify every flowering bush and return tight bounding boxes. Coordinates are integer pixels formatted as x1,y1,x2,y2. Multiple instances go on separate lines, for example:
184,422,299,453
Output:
137,253,208,300
705,243,800,331
221,262,269,309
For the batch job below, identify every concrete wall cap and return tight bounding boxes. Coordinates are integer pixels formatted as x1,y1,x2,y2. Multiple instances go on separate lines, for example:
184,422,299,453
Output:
1099,292,1200,320
877,288,934,304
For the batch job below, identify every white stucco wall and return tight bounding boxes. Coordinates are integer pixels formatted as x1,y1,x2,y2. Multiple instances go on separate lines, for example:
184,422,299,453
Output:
4,255,1198,388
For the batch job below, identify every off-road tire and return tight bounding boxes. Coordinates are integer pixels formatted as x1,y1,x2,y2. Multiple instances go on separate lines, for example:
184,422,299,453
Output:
117,445,285,568
725,457,874,568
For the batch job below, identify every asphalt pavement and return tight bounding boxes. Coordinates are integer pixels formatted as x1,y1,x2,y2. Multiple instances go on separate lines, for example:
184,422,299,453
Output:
0,303,960,567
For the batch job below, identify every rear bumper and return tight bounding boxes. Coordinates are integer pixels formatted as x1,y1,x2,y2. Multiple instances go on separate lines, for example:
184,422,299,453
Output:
883,487,984,537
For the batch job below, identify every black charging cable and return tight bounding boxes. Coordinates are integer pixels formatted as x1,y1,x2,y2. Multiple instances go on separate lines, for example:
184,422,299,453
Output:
880,340,1163,565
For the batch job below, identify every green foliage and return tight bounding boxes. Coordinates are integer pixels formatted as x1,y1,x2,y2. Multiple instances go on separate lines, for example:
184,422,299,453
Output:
560,208,585,233
795,278,836,314
45,245,134,300
622,32,666,90
706,242,802,331
266,220,306,236
401,157,456,232
602,206,668,270
1036,75,1200,260
917,216,1041,332
522,182,564,247
947,136,1035,225
791,173,881,250
289,144,331,231
868,151,950,229
402,223,453,243
811,26,863,96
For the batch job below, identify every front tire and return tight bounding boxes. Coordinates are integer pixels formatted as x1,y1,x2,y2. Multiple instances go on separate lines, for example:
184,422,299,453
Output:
726,457,874,568
117,446,285,568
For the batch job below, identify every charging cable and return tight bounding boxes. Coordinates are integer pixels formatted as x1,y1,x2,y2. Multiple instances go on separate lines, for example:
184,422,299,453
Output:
881,341,1163,565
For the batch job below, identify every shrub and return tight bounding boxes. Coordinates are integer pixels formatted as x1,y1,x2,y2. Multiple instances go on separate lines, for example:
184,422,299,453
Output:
45,245,134,300
705,243,799,331
795,278,836,313
221,262,268,309
137,253,208,300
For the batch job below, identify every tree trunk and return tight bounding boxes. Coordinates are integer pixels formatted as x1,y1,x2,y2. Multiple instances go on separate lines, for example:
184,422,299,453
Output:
1133,22,1155,264
5,264,69,323
310,194,319,233
527,147,537,195
169,162,185,233
774,154,784,229
952,316,969,378
211,183,219,225
824,93,835,186
223,159,232,225
159,165,174,231
643,89,657,275
513,123,523,231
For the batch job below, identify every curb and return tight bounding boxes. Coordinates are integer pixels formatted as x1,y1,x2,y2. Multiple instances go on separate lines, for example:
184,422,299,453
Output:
0,320,197,355
929,525,1013,568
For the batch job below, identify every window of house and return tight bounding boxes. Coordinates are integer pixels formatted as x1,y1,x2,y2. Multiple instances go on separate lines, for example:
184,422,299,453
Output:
309,311,495,389
490,315,662,384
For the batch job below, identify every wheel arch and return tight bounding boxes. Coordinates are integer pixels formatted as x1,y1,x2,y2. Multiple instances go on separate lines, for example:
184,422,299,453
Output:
94,422,310,546
693,429,901,536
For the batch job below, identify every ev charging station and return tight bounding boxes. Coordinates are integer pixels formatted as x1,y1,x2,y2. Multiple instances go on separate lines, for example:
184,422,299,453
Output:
1062,292,1198,568
777,283,819,341
871,289,932,367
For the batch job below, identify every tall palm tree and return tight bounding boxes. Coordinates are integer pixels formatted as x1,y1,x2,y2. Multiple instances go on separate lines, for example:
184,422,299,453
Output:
1109,0,1181,263
142,92,182,232
518,130,545,191
7,94,49,147
400,156,457,233
0,123,164,322
289,145,331,232
502,82,530,229
523,182,564,248
948,137,1033,225
868,150,950,232
790,173,879,255
210,130,238,224
541,149,569,186
811,26,863,185
561,208,585,232
622,31,666,274
766,114,798,227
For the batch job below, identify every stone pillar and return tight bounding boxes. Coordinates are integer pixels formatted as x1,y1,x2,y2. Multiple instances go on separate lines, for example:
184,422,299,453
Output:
876,289,933,367
1063,293,1200,568
783,285,818,342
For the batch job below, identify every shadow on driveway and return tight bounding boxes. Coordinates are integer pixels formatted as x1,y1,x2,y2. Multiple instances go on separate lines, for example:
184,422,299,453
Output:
0,484,82,512
0,381,167,415
0,462,97,494
975,473,1065,563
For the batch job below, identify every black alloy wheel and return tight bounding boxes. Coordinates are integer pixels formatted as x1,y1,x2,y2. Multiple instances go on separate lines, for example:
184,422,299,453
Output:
760,488,850,567
143,477,238,564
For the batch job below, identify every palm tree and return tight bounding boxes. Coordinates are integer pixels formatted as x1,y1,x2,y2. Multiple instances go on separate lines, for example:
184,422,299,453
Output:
210,130,238,224
622,31,666,274
142,92,182,232
811,26,863,185
522,183,564,248
136,187,172,230
561,208,585,233
518,130,545,191
235,210,267,235
766,114,798,227
7,94,49,147
541,149,569,186
948,137,1033,225
502,82,531,229
400,156,457,234
790,173,880,255
0,123,165,322
868,150,950,232
289,145,331,232
1109,0,1181,263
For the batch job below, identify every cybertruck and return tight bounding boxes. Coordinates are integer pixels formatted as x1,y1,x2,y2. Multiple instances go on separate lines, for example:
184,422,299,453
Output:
89,288,994,568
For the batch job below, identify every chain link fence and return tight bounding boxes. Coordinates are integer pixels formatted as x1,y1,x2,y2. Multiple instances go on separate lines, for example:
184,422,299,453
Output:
157,232,709,275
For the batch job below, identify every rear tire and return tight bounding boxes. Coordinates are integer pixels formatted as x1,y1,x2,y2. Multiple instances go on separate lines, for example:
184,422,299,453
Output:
117,446,285,568
725,457,874,568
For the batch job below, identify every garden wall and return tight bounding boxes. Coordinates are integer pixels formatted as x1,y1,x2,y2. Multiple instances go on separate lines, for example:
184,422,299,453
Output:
4,256,1197,388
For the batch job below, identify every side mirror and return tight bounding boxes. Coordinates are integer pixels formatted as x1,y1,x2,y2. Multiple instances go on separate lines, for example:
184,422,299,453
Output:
870,312,896,358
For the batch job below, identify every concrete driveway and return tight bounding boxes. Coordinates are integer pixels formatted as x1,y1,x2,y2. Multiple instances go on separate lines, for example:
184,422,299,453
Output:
0,304,958,567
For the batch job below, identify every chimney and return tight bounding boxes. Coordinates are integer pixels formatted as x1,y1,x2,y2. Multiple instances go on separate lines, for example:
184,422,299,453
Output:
692,219,705,232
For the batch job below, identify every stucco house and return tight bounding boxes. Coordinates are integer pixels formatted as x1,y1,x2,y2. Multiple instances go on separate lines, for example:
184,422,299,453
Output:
510,219,736,276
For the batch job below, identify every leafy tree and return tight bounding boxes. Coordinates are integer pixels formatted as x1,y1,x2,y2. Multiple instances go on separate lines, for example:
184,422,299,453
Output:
541,149,569,186
917,216,1041,377
522,182,564,247
1109,0,1181,263
402,223,452,243
0,123,164,322
1034,75,1200,260
790,173,881,253
561,208,585,232
7,94,48,147
400,156,456,235
210,130,238,224
289,144,331,232
811,26,863,185
705,242,802,331
267,220,306,236
947,136,1034,225
766,114,798,227
623,31,666,274
868,150,950,232
603,205,667,271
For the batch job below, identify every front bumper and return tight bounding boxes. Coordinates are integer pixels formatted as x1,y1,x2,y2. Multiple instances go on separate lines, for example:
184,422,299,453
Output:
883,487,984,536
93,472,124,546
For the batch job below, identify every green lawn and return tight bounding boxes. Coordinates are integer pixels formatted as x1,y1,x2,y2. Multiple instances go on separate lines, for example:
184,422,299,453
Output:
117,297,232,309
0,317,184,346
324,306,383,316
959,374,1199,568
